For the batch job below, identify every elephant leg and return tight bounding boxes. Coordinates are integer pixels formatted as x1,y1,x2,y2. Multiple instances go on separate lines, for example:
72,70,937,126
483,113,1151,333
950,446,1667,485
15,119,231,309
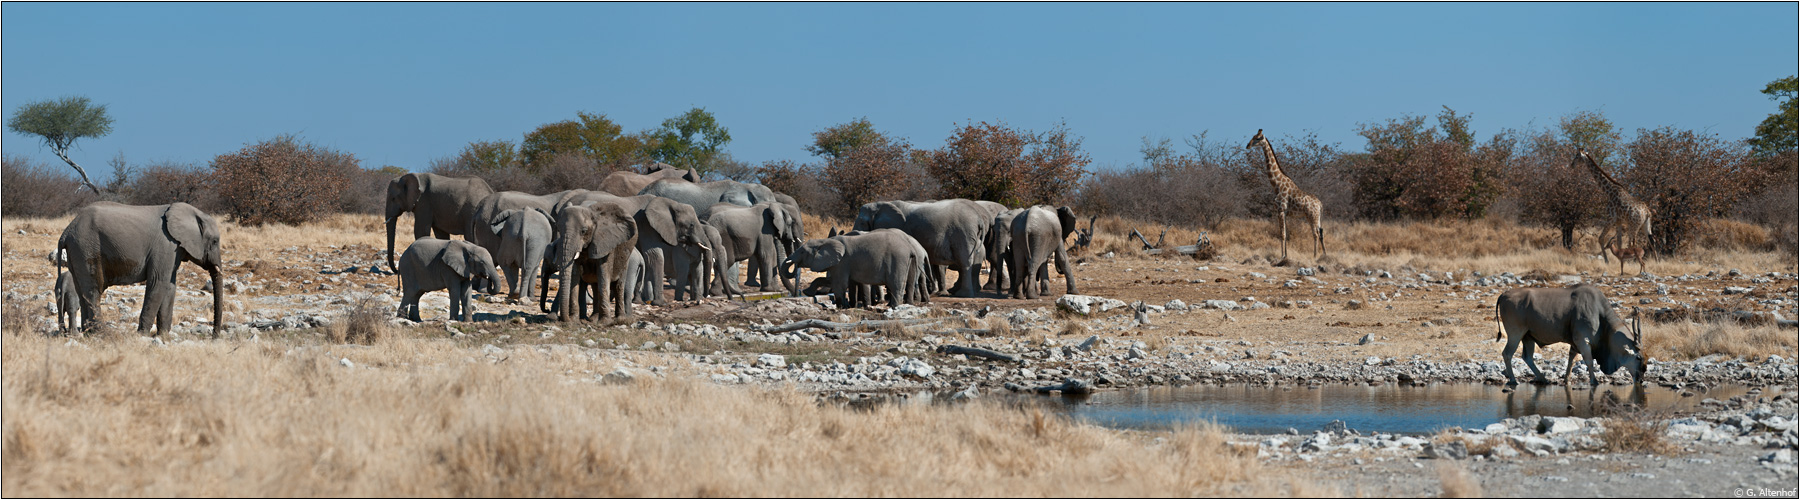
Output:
449,281,466,322
831,272,851,309
502,265,520,302
1054,245,1076,295
758,253,783,293
595,264,613,321
140,280,171,335
642,248,668,306
520,261,539,304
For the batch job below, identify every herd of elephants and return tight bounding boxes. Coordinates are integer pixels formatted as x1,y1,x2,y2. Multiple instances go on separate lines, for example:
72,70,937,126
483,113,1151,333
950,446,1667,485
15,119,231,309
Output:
46,133,1652,390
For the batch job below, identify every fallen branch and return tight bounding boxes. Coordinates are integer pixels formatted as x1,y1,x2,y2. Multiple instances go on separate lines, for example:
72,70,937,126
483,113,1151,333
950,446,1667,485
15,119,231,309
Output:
1004,378,1094,395
936,344,1021,363
760,317,946,334
1129,228,1155,250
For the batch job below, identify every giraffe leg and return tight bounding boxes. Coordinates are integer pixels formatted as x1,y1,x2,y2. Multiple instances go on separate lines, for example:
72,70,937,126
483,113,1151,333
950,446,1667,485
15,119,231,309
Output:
1277,211,1289,264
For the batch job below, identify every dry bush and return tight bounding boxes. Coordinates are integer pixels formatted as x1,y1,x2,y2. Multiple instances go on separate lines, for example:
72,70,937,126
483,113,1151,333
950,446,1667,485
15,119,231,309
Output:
1059,320,1089,338
1,155,98,217
535,152,615,193
213,134,358,226
821,138,921,219
1639,321,1795,362
329,296,389,345
126,160,222,213
925,121,1089,208
1601,412,1679,455
1349,109,1509,220
1622,127,1758,256
427,157,542,194
1435,462,1483,498
335,166,400,215
0,332,1309,497
2,299,34,337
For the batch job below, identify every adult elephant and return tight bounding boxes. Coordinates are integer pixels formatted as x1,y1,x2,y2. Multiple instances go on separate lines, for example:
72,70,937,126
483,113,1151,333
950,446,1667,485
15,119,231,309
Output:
486,208,553,303
552,190,710,305
544,202,638,322
853,199,991,298
1009,206,1079,299
639,178,780,214
985,208,1026,293
57,202,223,337
598,162,700,197
385,173,495,271
706,202,802,293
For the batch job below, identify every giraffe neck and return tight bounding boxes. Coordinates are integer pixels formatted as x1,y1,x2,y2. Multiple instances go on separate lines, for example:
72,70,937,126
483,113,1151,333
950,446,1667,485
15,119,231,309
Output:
1580,153,1631,201
1257,139,1294,193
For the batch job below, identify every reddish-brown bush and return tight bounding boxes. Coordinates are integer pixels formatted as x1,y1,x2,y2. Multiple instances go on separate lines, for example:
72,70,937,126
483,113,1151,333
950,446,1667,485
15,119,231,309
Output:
0,155,98,217
1347,108,1508,220
127,161,221,213
212,135,358,226
925,121,1089,207
1622,127,1758,256
757,159,842,217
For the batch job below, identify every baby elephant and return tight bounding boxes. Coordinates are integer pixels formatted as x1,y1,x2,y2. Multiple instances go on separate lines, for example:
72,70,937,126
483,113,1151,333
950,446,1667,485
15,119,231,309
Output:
397,238,504,322
55,270,81,333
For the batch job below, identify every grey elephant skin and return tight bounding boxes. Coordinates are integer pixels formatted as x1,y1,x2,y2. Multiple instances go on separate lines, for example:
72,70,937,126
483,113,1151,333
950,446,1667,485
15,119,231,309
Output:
1494,284,1647,388
853,199,991,297
397,239,503,322
467,190,569,286
545,203,638,321
55,270,81,333
487,208,553,303
639,178,781,215
553,190,709,305
1009,206,1079,299
706,202,802,294
697,224,736,298
599,162,699,197
385,173,495,271
57,202,225,336
985,207,1025,293
783,229,930,308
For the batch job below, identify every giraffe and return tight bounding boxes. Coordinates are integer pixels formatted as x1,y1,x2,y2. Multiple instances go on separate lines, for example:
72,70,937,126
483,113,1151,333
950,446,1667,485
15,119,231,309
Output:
1247,129,1325,264
1575,149,1652,266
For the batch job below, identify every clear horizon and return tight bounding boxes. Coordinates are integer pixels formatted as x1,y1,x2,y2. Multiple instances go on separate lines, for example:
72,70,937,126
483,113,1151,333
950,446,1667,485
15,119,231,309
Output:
3,2,1794,177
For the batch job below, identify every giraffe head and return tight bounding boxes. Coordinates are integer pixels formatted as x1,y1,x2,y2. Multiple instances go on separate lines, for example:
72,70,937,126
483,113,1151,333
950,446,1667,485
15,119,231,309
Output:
1247,129,1267,149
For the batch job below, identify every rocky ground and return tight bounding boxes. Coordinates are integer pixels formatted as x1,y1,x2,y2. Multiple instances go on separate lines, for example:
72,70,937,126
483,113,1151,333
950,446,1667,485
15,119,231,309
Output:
4,219,1796,497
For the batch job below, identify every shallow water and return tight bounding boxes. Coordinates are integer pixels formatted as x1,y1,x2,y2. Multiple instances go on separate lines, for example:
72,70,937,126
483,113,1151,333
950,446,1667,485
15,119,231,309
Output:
1025,383,1757,435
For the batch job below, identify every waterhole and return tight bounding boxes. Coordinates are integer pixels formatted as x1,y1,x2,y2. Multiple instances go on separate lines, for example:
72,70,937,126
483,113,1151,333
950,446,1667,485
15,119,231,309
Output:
1023,383,1757,435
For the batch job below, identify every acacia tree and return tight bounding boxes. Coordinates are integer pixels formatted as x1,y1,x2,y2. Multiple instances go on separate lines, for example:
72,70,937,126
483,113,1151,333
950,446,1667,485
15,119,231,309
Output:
1348,107,1506,220
519,111,645,171
1750,76,1797,158
7,96,114,193
644,107,731,175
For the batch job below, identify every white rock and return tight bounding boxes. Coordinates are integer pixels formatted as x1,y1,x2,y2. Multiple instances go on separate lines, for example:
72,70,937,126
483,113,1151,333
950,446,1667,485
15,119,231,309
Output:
602,368,637,385
339,358,354,368
1763,450,1795,464
899,359,935,378
758,353,788,369
1540,417,1583,434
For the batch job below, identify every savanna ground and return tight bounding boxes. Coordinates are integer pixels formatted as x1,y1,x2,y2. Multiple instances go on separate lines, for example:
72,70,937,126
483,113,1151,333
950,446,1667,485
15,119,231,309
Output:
2,212,1795,497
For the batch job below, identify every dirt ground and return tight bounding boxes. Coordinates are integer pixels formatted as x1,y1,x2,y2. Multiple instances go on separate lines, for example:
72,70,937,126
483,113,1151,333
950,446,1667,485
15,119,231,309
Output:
4,212,1796,497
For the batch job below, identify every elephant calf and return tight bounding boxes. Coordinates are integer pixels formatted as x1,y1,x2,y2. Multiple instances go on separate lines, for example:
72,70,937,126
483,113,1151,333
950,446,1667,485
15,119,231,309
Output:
55,270,81,333
784,229,930,308
397,239,503,322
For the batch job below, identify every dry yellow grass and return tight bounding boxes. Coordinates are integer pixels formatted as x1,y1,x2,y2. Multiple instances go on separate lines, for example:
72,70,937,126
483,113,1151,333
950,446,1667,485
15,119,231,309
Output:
0,323,1321,497
1639,321,1797,362
1600,412,1681,456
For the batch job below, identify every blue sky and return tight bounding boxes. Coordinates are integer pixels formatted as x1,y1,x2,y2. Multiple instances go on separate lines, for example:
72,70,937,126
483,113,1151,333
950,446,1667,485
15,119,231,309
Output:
4,2,1795,176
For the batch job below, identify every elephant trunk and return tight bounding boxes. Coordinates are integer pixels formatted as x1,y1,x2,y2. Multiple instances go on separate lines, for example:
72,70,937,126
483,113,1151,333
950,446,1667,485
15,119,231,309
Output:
208,266,223,338
782,259,799,298
385,215,399,272
556,263,576,322
540,254,555,314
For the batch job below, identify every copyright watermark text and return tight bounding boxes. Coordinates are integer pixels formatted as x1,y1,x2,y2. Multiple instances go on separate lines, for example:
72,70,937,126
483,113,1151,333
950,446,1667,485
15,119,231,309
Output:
1736,487,1798,498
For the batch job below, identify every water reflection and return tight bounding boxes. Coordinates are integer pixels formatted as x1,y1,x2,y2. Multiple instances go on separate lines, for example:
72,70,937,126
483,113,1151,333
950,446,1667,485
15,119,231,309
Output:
1028,383,1750,435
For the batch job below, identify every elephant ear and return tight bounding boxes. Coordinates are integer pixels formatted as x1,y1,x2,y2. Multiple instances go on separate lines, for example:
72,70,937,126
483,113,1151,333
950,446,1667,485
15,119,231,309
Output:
810,239,846,270
681,169,700,183
163,203,211,263
643,199,680,244
1057,206,1078,240
765,205,790,240
828,227,839,238
440,243,471,279
589,210,637,260
488,211,511,238
402,173,426,210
